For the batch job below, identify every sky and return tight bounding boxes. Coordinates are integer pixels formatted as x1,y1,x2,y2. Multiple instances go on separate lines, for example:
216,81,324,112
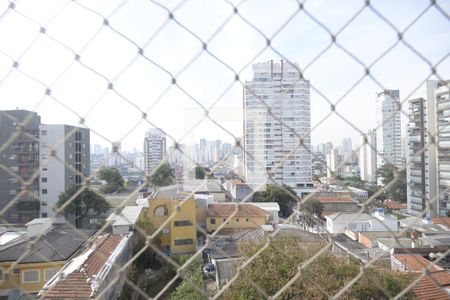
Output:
0,0,449,152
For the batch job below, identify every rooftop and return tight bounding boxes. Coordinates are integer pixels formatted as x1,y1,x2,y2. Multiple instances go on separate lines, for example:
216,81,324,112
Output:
40,233,132,299
207,204,266,218
0,225,95,263
108,206,144,226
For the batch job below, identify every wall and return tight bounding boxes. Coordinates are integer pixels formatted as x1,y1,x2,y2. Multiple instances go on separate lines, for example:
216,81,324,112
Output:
0,261,65,295
206,216,265,232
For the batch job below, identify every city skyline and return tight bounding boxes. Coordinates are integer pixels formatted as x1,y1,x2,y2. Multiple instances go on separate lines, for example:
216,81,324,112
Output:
0,0,448,152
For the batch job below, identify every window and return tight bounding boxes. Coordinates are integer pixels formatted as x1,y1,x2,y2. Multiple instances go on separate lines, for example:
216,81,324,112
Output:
44,269,58,281
41,130,47,136
236,218,239,222
174,220,193,227
0,269,4,281
42,189,47,195
13,269,19,275
210,218,216,225
174,239,193,245
42,213,48,218
42,167,48,171
22,270,39,283
246,218,249,222
42,177,47,183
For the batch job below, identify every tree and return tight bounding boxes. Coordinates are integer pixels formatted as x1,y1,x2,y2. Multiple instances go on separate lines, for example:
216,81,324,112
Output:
57,185,110,228
377,164,407,203
194,166,212,179
224,237,415,299
253,184,298,217
98,167,124,194
149,163,175,187
170,259,206,300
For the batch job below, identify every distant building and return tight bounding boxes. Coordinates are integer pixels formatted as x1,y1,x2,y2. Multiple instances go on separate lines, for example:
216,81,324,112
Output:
144,128,166,173
243,60,313,197
359,130,377,184
376,90,403,168
325,209,398,234
206,204,266,232
39,125,90,220
326,148,342,178
0,110,41,224
106,205,146,234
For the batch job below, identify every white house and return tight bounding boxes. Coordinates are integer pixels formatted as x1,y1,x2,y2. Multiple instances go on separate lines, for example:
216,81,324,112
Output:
247,202,280,224
107,206,145,234
325,209,398,234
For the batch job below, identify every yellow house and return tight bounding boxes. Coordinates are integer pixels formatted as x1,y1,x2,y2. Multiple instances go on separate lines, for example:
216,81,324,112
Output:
147,186,197,254
0,218,94,298
206,203,266,232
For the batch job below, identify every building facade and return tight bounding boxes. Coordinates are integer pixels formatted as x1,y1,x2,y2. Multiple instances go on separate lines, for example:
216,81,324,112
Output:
244,60,313,196
376,90,403,168
144,128,166,173
0,110,41,224
326,148,343,178
407,80,449,217
39,125,90,219
359,130,377,184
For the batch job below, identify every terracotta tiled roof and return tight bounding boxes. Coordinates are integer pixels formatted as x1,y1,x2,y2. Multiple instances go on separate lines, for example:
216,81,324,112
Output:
207,204,266,218
42,234,126,299
315,197,354,203
433,217,450,229
383,200,407,210
394,254,450,299
412,276,450,300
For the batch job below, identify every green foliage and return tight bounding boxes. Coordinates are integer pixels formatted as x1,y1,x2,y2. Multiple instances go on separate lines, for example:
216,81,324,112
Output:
98,167,124,193
194,166,212,179
377,164,407,203
170,259,206,300
253,184,298,216
56,185,110,227
224,237,414,300
302,199,324,225
134,217,159,269
150,163,175,187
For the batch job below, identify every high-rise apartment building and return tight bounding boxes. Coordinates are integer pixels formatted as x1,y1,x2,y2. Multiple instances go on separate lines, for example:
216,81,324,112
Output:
435,80,450,216
359,130,377,184
376,90,403,168
144,128,166,173
39,125,90,220
0,110,41,224
406,80,450,217
326,148,343,178
244,60,313,196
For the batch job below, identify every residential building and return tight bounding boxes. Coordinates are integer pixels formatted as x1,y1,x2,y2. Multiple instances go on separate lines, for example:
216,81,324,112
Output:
206,203,266,232
144,128,166,173
147,186,197,254
341,138,353,161
326,148,343,178
226,180,253,202
0,110,41,224
376,90,403,168
325,209,398,234
0,218,94,298
39,125,90,220
243,60,313,197
39,233,133,300
359,130,377,184
435,80,450,216
406,80,450,217
106,205,146,234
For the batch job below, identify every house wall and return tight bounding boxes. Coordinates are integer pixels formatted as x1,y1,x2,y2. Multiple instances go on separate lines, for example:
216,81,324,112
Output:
206,216,265,232
0,261,66,295
147,198,197,254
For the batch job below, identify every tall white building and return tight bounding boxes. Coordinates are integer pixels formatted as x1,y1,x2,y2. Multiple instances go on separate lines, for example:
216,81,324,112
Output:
326,148,343,178
39,125,90,220
376,90,403,169
244,60,313,196
359,130,377,184
407,80,450,217
144,128,166,173
435,81,450,216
